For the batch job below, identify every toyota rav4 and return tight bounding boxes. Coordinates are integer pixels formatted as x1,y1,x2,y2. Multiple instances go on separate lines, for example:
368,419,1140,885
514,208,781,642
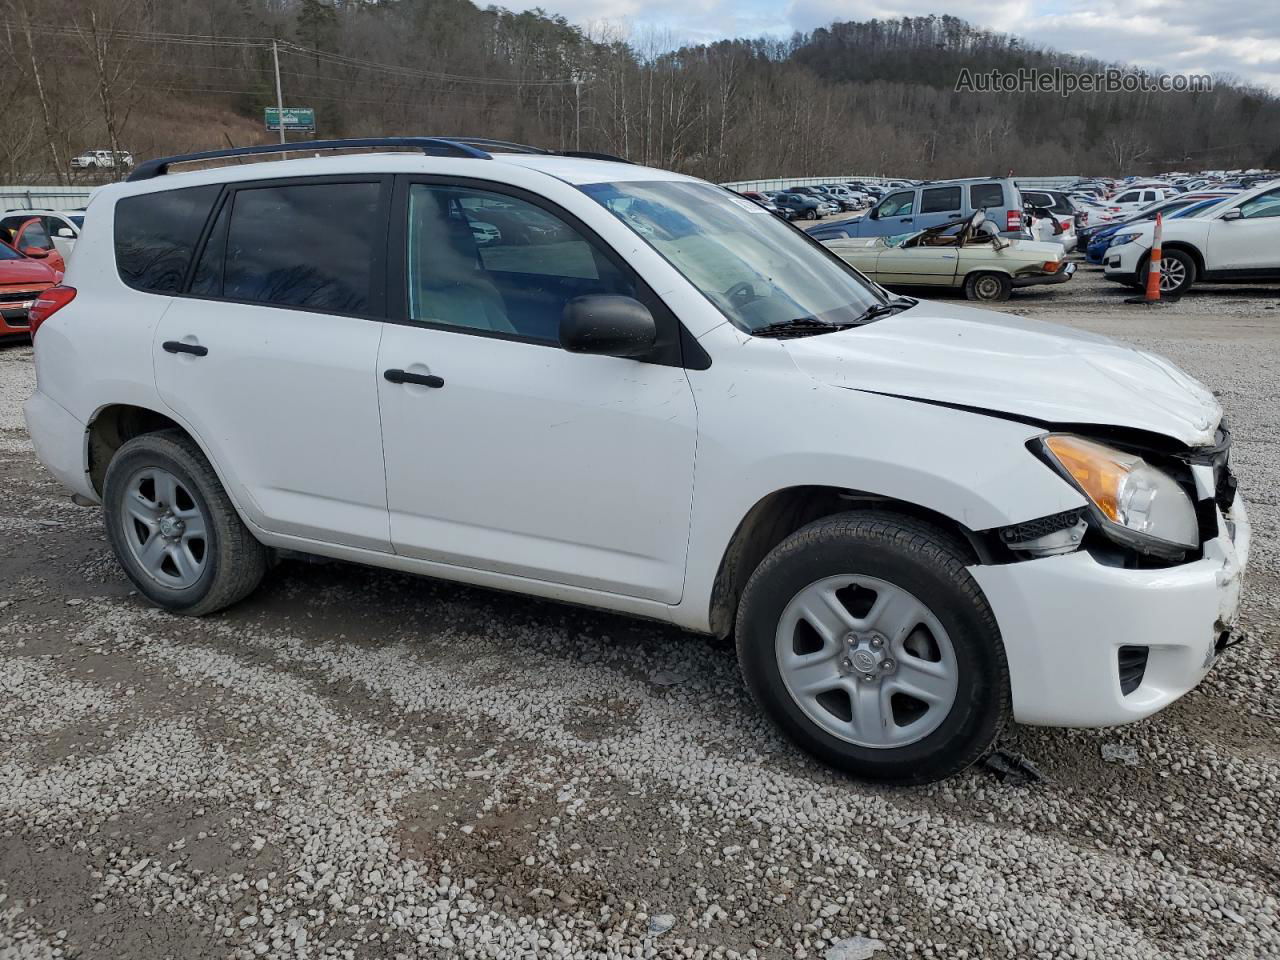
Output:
23,137,1250,783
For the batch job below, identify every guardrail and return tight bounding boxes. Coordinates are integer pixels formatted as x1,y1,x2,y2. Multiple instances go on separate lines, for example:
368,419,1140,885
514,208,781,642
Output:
1,186,97,211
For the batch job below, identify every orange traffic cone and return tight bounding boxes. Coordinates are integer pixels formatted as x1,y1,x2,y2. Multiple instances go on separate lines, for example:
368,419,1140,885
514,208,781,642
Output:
1144,212,1163,302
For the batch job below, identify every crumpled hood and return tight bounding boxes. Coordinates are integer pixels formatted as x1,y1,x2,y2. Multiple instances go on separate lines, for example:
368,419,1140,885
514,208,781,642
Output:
785,300,1220,446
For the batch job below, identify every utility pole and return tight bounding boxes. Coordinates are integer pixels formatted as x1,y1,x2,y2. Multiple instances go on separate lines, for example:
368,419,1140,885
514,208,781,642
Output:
575,79,581,152
272,39,286,145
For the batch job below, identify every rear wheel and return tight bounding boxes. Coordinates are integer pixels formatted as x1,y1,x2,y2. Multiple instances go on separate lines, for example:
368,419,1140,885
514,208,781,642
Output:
805,209,817,221
964,271,1012,301
735,511,1010,783
103,430,267,616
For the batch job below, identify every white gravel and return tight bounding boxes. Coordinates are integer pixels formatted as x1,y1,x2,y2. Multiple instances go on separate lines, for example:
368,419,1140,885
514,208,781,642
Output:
1,271,1278,959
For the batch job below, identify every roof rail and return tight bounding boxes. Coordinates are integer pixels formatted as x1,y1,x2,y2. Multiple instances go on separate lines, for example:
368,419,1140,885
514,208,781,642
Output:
126,135,636,182
127,137,492,182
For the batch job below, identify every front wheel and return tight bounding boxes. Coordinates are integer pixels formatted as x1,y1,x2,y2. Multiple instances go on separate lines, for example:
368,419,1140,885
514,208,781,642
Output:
964,271,1013,301
1141,249,1195,296
735,511,1010,783
805,209,817,220
103,430,268,616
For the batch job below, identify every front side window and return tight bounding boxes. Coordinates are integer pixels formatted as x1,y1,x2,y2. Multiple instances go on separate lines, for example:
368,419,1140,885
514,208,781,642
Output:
220,182,380,313
1239,188,1280,219
877,191,915,217
407,184,635,344
115,185,220,293
920,187,961,214
581,179,883,334
1117,192,1140,203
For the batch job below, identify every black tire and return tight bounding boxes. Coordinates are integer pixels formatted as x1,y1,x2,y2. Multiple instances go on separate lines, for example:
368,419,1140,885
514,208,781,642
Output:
1140,248,1195,296
735,511,1010,784
103,429,267,616
964,271,1013,302
805,209,817,220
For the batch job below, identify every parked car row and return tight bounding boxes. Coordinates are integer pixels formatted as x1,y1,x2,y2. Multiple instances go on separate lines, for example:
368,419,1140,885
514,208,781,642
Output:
0,208,80,337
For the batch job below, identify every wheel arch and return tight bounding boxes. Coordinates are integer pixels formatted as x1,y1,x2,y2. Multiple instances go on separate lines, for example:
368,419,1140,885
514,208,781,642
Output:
1158,242,1205,279
86,403,235,508
706,485,985,638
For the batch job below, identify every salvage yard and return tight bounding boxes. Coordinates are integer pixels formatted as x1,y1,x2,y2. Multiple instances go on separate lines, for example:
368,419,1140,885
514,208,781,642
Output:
1,267,1278,960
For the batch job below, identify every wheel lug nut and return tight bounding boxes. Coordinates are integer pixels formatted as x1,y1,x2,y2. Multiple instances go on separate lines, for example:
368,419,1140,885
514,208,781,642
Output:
862,673,876,683
870,636,883,648
882,659,896,672
840,658,853,671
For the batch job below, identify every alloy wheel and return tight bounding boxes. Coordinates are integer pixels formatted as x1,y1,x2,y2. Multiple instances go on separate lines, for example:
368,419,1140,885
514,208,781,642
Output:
118,466,209,589
775,575,959,748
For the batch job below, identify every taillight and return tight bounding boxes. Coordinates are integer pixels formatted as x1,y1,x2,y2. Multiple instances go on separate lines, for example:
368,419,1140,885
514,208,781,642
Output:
27,284,76,338
1006,210,1021,231
1060,219,1071,231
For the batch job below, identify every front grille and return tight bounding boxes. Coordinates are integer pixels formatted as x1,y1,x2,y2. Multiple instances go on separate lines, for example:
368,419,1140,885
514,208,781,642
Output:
1118,645,1149,696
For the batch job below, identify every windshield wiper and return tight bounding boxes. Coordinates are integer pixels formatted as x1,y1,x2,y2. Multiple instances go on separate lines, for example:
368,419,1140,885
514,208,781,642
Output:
750,317,858,339
857,296,917,323
751,298,918,340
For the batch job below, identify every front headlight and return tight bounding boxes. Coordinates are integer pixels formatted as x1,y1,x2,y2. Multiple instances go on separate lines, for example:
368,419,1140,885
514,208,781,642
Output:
1039,435,1199,558
1109,231,1142,246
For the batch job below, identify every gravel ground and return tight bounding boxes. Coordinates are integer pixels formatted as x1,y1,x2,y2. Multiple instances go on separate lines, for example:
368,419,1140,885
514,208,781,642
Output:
1,266,1278,960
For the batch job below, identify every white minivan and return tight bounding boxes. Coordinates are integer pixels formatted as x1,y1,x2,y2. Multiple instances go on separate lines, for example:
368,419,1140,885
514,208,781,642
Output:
23,138,1249,783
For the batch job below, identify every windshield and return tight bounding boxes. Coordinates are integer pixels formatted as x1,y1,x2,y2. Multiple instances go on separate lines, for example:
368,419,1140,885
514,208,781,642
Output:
581,180,883,333
884,231,918,248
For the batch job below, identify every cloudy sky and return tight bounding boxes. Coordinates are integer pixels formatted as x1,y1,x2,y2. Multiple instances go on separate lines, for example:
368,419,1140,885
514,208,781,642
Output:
519,0,1280,93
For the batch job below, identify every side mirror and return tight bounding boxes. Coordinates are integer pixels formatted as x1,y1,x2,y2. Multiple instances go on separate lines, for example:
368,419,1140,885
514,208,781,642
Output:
869,208,880,220
1221,209,1243,221
57,227,74,238
560,295,657,359
21,247,47,258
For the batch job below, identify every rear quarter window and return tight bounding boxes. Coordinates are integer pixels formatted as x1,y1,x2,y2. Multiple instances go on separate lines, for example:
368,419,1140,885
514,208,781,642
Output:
114,185,220,293
970,183,1005,209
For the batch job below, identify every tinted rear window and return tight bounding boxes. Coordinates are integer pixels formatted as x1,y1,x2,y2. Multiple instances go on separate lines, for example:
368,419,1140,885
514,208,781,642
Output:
219,182,380,313
970,183,1005,209
115,185,220,293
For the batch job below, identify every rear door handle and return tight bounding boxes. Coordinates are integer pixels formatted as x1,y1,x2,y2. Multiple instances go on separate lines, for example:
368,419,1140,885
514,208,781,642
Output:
162,340,208,357
384,368,444,388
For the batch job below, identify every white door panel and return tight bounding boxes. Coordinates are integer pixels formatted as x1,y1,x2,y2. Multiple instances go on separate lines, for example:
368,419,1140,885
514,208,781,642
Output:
155,300,390,551
378,325,697,602
1206,217,1280,271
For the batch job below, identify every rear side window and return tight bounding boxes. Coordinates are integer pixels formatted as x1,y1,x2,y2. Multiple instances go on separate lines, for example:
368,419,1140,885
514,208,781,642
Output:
220,182,381,313
920,186,961,214
115,185,220,293
970,183,1005,209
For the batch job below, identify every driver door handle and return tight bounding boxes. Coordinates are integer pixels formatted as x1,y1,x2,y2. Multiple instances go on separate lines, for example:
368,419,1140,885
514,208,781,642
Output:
384,368,444,388
162,340,208,357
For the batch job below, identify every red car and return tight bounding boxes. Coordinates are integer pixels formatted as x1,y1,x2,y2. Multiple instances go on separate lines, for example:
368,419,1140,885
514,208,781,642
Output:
0,239,61,339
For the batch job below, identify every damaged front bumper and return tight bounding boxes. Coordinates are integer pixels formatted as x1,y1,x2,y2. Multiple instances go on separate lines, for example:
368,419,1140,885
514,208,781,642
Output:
970,496,1249,728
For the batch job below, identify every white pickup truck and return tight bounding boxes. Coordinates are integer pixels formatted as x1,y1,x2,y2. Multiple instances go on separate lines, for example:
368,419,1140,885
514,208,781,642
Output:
1103,181,1280,295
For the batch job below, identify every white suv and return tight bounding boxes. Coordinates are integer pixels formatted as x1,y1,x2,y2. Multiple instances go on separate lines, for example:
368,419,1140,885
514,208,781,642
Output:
1104,181,1280,295
23,137,1250,783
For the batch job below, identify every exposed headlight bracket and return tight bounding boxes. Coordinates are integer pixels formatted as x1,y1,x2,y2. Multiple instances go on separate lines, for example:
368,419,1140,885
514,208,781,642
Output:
999,508,1088,557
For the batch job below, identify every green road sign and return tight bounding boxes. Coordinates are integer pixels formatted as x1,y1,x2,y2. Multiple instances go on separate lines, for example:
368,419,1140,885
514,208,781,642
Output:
265,107,316,132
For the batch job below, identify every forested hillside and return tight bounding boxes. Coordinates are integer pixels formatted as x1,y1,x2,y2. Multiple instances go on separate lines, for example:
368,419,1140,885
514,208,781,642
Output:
4,0,1278,183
